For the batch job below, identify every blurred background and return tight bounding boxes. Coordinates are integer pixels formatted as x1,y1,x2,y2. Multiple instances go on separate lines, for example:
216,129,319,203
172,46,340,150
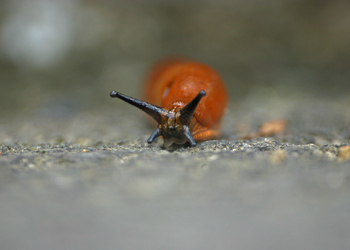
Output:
1,0,350,123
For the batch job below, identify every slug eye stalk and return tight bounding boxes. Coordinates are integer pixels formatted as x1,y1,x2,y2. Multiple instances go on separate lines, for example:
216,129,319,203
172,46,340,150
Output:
110,91,167,124
180,90,206,125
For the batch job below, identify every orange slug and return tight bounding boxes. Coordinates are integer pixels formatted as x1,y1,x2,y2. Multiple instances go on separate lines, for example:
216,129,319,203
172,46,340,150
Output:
110,58,228,147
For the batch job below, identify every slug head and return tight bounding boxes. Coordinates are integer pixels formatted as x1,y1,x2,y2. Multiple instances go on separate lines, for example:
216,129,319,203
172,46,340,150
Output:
110,90,206,147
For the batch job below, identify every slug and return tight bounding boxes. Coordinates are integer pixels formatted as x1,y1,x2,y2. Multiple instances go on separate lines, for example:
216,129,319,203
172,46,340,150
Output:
110,58,228,147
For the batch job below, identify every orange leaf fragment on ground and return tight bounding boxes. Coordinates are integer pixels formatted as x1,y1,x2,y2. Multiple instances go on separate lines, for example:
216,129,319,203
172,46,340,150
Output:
239,119,287,140
258,119,287,137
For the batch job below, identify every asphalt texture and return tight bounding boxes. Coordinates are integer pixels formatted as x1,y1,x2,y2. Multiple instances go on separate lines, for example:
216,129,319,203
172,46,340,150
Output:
1,87,350,250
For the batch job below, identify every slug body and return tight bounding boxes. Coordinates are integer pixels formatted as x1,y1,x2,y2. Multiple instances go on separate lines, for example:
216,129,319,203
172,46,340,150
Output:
110,58,228,147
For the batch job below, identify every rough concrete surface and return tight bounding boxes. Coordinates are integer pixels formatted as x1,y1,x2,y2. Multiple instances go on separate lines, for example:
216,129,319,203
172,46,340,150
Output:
1,89,350,250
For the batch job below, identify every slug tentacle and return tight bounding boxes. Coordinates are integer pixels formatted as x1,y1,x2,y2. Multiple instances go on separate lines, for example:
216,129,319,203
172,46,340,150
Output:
147,128,162,144
183,126,196,146
110,91,167,124
180,90,206,125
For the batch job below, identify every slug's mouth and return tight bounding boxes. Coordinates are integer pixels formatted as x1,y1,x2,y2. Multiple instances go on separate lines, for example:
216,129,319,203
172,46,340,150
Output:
110,90,206,147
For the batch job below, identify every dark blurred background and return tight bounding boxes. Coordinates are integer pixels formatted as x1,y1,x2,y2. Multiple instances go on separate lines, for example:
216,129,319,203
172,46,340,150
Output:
1,0,349,119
